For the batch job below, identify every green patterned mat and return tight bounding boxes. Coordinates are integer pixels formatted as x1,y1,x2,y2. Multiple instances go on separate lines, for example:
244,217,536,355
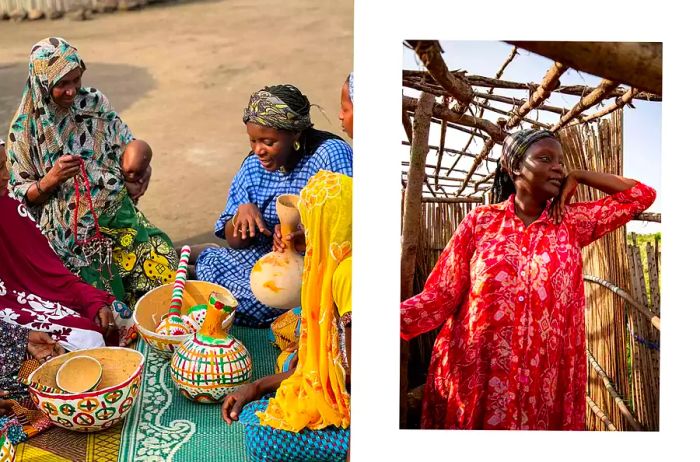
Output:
119,327,277,462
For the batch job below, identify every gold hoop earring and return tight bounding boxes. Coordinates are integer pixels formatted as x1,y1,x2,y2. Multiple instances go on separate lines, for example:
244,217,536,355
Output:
293,141,301,151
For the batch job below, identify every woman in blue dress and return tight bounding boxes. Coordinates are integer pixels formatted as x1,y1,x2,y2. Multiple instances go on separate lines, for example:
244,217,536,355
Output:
195,84,353,327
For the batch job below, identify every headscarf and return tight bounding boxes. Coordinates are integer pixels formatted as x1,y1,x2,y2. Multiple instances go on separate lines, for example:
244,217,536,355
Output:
242,85,313,132
258,171,352,432
6,37,134,270
347,72,354,103
500,129,557,177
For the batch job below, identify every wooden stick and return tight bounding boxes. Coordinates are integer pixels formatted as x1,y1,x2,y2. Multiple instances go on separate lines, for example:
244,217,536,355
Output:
408,40,476,108
473,99,552,130
403,70,661,101
420,196,484,204
507,41,662,95
401,141,499,164
401,161,469,175
586,395,618,431
552,79,620,131
587,349,643,430
579,88,641,124
400,92,434,428
458,138,495,195
434,118,448,187
458,46,519,161
634,212,661,223
402,110,413,143
507,62,568,129
584,274,660,331
403,95,507,142
473,90,575,118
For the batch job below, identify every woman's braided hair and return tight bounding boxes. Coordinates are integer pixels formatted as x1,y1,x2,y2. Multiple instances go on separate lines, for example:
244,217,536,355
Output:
265,84,311,118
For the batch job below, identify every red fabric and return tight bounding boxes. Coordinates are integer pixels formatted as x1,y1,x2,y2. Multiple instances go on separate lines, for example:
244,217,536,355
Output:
0,195,114,331
401,182,656,430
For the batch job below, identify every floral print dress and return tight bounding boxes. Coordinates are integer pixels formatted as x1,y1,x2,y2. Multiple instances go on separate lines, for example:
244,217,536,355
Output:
401,181,656,430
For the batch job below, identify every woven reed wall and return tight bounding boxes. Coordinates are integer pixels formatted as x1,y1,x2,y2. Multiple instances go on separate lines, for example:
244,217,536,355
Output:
0,0,93,11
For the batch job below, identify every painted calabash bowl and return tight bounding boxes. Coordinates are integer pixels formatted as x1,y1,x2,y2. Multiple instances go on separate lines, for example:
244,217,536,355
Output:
133,281,235,357
0,431,15,462
27,347,144,433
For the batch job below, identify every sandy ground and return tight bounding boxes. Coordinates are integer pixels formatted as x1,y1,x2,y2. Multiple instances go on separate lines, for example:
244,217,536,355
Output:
0,0,353,245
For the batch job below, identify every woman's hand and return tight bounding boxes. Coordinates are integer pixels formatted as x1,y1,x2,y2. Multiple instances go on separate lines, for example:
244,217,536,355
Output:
93,305,117,339
221,383,259,424
272,224,306,253
0,390,13,416
550,172,579,224
233,204,272,240
44,154,82,189
26,331,65,362
127,165,151,201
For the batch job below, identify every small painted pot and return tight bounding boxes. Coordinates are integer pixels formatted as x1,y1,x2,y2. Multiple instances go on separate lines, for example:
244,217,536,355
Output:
0,432,14,462
170,292,253,403
134,281,234,357
28,347,144,433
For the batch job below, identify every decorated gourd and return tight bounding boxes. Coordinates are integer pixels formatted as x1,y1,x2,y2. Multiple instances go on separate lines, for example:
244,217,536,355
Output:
250,194,304,309
170,292,252,403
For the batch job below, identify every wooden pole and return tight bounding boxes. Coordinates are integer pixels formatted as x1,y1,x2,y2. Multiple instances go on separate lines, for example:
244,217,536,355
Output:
403,95,507,142
434,118,448,187
507,41,662,95
403,70,661,102
400,141,498,165
507,62,569,129
584,275,660,331
420,196,484,204
402,110,413,143
400,92,435,428
473,99,552,130
579,88,640,124
408,40,476,109
458,138,495,195
551,79,620,131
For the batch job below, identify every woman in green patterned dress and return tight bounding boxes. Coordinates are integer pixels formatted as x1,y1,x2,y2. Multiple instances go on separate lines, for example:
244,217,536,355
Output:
5,37,178,313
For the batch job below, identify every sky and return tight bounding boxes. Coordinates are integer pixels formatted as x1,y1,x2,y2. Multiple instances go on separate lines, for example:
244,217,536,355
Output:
402,41,661,233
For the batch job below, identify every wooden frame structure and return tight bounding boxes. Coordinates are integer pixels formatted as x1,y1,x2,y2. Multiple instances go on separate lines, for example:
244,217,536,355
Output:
400,40,662,431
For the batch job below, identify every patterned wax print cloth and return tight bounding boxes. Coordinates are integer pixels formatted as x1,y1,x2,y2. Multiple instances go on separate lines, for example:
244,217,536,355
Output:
5,37,177,307
240,399,349,462
196,131,352,328
401,181,656,430
0,195,135,351
259,171,352,433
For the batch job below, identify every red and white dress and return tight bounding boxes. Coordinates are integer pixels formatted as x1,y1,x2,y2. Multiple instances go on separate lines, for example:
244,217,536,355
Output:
0,194,135,351
401,181,656,430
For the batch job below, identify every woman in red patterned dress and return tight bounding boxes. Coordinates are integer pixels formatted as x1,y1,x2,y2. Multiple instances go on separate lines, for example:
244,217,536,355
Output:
401,130,656,430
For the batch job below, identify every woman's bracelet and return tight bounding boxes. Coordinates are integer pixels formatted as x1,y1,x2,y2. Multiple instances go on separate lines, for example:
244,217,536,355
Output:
35,178,46,195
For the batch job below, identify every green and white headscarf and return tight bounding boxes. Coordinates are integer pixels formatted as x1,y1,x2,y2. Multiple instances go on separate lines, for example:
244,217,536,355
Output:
6,37,134,270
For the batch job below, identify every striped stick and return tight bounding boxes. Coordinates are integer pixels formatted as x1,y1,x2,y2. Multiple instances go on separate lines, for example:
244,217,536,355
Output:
167,245,191,316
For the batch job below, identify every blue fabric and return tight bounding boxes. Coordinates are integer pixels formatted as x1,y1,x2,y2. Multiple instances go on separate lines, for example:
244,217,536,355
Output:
196,138,353,327
239,399,349,462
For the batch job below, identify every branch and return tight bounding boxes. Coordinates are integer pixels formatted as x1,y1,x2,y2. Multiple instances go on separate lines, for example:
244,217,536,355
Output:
507,62,568,129
409,40,476,109
507,41,662,95
551,79,620,131
403,95,506,142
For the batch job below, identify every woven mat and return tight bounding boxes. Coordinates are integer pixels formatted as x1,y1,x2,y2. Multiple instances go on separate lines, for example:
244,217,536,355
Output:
13,420,122,462
119,326,277,462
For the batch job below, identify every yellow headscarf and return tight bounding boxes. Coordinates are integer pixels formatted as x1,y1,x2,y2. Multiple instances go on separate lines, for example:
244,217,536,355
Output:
258,170,352,432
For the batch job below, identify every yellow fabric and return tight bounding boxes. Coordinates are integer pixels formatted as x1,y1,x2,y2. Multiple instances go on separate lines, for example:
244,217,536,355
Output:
258,170,352,432
333,257,352,317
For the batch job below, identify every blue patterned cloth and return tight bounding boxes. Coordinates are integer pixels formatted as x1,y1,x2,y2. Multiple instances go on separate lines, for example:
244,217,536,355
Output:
196,136,352,327
240,398,349,462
